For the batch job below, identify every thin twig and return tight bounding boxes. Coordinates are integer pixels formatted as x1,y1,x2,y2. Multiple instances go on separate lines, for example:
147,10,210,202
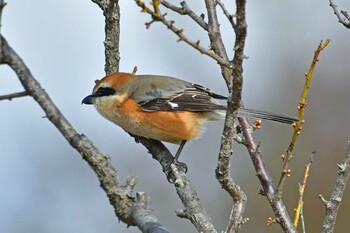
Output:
320,141,350,233
0,91,28,101
0,34,169,233
217,0,236,30
277,39,330,197
294,152,315,229
135,0,232,68
160,0,208,30
204,0,229,65
298,184,306,233
329,0,350,28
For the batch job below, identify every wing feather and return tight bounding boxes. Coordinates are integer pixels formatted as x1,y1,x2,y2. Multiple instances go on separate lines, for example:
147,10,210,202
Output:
138,84,227,112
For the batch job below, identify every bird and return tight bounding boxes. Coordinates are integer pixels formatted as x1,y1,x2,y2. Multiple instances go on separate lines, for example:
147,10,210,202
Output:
82,72,298,161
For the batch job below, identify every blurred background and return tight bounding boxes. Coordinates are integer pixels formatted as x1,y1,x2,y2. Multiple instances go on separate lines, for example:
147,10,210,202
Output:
1,0,350,232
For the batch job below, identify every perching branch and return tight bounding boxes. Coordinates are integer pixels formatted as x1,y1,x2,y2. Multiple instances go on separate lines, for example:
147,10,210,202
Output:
135,137,217,233
320,141,350,233
0,34,169,233
329,0,350,28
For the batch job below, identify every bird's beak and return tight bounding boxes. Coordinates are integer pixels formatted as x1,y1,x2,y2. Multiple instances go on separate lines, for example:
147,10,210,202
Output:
82,95,94,105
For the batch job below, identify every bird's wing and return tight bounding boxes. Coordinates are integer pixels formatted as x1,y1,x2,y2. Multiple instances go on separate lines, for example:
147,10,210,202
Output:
131,75,227,112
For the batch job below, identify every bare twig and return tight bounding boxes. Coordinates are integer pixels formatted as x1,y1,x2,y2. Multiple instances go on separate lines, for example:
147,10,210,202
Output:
217,0,236,30
298,184,306,233
294,152,315,229
320,141,350,233
0,34,169,233
205,0,229,65
277,40,330,197
329,0,350,28
160,0,208,30
135,0,232,68
0,91,27,101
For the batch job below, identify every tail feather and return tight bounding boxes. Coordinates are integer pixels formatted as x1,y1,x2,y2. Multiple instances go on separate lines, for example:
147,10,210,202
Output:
237,108,298,125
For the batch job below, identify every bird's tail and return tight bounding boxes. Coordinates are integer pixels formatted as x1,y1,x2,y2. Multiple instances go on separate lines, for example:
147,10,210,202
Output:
237,108,298,125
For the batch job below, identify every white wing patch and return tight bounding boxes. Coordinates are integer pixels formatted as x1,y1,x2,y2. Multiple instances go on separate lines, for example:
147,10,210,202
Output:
168,102,179,109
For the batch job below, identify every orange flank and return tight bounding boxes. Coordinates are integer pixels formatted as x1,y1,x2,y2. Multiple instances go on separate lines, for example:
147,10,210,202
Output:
98,98,204,144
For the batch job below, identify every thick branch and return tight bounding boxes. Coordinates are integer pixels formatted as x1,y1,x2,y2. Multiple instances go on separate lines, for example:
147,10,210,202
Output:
320,141,350,233
0,34,168,233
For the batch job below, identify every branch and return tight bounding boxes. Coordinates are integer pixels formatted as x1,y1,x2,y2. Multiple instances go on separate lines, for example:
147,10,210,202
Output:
217,0,236,30
0,34,169,233
320,141,350,233
329,0,350,28
204,0,250,232
0,91,27,101
204,0,229,65
135,0,232,68
238,118,297,233
277,39,330,196
136,137,217,233
91,0,121,73
294,152,315,229
160,1,208,30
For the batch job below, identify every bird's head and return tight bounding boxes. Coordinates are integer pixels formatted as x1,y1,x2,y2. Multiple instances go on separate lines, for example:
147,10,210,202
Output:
82,72,132,106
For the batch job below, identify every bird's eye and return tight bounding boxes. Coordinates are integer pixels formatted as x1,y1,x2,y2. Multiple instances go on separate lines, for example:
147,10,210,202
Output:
95,87,115,97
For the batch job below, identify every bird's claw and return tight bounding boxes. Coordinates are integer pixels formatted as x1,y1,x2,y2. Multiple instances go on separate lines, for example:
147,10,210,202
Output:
166,159,188,183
